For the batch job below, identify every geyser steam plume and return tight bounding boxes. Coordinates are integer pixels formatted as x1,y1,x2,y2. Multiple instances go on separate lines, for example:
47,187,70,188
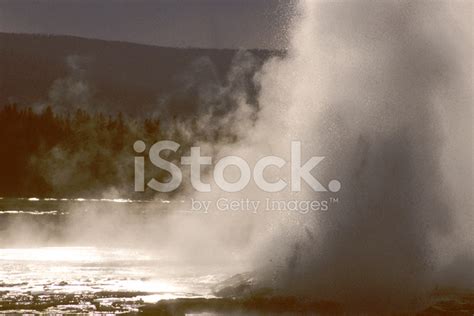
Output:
253,0,473,310
7,0,470,313
175,0,472,311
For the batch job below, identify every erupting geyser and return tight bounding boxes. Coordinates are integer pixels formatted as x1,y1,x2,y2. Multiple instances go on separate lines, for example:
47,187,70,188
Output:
0,0,471,314
249,0,473,311
178,0,473,312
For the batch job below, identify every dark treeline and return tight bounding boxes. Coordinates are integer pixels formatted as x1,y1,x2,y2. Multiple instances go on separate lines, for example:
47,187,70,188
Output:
0,104,166,198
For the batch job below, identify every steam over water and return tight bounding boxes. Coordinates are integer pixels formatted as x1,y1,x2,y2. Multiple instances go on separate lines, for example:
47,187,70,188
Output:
1,0,472,314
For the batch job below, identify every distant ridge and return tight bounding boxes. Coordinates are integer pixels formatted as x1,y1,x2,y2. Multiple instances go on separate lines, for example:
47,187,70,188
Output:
1,32,247,51
0,32,277,116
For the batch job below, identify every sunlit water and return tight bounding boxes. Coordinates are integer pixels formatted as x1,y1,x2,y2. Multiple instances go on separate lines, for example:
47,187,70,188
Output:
0,198,243,314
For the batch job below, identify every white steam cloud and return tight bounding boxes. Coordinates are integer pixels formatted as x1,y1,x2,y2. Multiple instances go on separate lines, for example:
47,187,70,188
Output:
5,1,471,313
160,0,473,311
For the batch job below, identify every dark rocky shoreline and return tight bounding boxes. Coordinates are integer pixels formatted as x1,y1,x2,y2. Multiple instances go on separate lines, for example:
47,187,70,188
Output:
2,288,473,315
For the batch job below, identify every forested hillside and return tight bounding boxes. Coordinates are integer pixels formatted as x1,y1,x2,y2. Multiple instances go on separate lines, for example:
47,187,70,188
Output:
0,105,163,197
0,33,276,116
0,33,280,197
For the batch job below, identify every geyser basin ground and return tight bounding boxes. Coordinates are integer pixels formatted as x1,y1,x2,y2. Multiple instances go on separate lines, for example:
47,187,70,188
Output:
0,198,472,315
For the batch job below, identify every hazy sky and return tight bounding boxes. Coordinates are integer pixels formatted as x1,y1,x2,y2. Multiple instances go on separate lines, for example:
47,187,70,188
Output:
0,0,294,49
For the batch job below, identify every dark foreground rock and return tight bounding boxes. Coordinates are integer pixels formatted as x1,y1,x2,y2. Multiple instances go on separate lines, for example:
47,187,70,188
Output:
140,296,342,315
139,287,474,316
